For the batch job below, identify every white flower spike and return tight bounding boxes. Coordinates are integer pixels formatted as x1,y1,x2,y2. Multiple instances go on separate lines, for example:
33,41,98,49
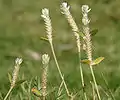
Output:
82,5,91,14
15,58,23,65
41,8,49,19
82,5,91,26
60,2,70,14
62,2,70,10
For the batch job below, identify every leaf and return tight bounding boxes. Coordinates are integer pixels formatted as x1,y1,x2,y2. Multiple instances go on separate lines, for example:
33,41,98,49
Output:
81,59,91,65
8,73,12,84
91,57,104,66
15,80,26,86
81,57,104,66
90,29,98,36
40,37,49,42
31,88,41,97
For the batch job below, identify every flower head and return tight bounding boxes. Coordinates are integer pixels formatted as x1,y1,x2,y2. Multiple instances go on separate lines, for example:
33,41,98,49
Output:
82,5,91,14
41,8,52,42
60,2,70,14
82,5,91,25
15,58,23,65
41,8,49,19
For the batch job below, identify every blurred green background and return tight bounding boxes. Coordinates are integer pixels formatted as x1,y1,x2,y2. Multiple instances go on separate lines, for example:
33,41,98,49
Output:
0,0,120,99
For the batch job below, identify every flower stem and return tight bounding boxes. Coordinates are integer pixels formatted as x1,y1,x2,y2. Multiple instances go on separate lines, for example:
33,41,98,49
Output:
78,52,87,100
50,42,71,97
90,65,101,100
4,86,13,100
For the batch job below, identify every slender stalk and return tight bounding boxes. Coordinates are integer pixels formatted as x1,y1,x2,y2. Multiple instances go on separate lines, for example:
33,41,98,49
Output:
79,52,87,100
50,42,71,97
90,81,96,100
60,3,87,99
4,87,13,100
90,65,101,100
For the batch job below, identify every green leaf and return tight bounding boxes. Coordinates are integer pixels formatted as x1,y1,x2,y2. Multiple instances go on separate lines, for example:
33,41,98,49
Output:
90,29,98,36
40,37,49,42
31,88,41,97
91,57,104,66
8,73,12,84
15,80,26,86
81,59,91,65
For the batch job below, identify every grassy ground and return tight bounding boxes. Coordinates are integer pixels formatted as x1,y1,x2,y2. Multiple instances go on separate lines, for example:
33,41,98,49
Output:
0,0,120,99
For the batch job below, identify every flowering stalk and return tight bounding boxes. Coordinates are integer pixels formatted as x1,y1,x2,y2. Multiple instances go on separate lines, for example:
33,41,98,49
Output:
41,54,50,100
41,8,71,98
4,58,23,100
60,2,87,100
82,5,101,100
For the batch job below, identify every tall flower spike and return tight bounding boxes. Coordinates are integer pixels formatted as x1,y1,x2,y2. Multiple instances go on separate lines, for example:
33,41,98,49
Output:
11,58,23,87
82,5,92,61
60,2,80,52
41,8,52,43
41,54,50,99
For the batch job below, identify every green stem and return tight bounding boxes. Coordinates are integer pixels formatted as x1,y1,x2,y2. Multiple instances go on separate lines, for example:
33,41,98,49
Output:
78,52,87,100
4,86,13,100
49,41,71,97
89,65,101,100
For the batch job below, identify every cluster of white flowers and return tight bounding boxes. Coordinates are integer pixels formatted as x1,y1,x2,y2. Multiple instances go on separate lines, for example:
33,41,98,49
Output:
41,8,52,42
60,2,81,52
82,5,91,26
82,5,92,61
15,58,23,65
11,58,23,87
60,2,70,15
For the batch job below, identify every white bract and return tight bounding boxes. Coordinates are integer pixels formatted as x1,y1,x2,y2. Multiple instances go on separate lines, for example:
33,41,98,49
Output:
82,5,91,14
41,8,49,19
82,5,91,26
42,54,50,65
15,58,23,65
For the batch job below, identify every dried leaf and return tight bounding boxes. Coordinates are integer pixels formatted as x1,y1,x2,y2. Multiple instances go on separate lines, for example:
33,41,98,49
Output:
81,59,91,65
31,88,41,97
91,57,104,65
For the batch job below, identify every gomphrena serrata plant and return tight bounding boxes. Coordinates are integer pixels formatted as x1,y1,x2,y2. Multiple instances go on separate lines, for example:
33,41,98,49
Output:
60,2,87,100
4,58,23,100
41,54,50,100
41,8,72,98
81,5,101,100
